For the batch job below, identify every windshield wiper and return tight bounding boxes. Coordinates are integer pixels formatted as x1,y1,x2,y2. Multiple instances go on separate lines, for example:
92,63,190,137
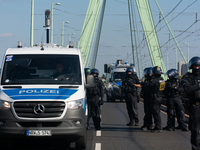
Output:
59,86,79,89
3,86,22,89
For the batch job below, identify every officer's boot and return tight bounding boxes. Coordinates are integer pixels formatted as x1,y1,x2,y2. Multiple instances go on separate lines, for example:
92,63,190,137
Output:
135,122,139,126
95,117,101,130
127,120,134,126
148,124,154,130
163,126,173,131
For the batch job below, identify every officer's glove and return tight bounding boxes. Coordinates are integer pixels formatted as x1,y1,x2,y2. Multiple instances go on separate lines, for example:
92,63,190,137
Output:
98,101,103,106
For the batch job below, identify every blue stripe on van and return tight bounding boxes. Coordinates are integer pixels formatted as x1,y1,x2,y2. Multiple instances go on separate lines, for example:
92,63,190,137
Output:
2,88,78,100
83,97,86,114
115,82,122,86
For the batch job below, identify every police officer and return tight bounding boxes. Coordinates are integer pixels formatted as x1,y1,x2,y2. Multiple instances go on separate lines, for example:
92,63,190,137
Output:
141,67,153,130
149,66,165,132
181,56,200,150
163,69,188,131
87,68,104,130
122,67,140,126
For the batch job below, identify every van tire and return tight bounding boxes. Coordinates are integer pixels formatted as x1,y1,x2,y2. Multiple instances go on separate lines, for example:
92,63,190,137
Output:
76,131,87,149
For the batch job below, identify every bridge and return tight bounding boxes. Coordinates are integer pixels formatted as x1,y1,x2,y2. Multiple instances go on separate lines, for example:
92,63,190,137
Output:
78,1,192,149
6,1,194,149
77,0,190,80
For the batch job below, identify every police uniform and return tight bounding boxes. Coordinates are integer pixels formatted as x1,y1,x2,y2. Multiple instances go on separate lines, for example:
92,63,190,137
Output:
122,67,140,126
163,69,187,131
141,67,153,130
181,56,200,150
87,68,104,130
149,66,165,132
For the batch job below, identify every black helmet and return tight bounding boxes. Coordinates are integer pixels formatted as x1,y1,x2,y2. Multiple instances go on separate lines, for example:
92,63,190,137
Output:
144,67,153,78
166,69,179,78
143,68,147,77
126,67,133,75
145,67,153,75
189,56,200,69
152,66,163,75
90,68,99,76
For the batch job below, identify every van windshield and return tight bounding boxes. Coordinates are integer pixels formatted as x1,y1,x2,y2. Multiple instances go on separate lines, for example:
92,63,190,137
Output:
1,55,82,85
113,72,126,82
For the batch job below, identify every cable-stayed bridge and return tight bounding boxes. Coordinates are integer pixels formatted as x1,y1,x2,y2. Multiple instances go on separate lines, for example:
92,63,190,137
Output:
79,0,195,79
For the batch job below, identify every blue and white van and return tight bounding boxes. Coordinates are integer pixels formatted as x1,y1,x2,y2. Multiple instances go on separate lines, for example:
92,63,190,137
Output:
104,60,136,102
0,43,92,149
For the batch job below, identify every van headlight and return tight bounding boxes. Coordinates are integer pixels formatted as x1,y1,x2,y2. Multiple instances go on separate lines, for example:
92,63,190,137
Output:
0,100,10,109
67,99,84,109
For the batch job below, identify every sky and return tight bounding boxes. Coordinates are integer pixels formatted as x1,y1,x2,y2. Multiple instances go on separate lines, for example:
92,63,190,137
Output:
0,0,200,77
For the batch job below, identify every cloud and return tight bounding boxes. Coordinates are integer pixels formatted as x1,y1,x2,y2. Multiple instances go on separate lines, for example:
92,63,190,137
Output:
0,33,13,38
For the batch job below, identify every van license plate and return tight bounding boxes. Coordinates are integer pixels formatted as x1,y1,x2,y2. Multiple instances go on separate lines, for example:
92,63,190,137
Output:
26,130,51,136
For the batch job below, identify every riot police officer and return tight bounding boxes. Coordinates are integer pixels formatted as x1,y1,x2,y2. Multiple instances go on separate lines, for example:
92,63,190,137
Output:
87,68,104,130
122,67,140,126
141,67,153,130
181,56,200,150
149,66,165,132
163,69,188,131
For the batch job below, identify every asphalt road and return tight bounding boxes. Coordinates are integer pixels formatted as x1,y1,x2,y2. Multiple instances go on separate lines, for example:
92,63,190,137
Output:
4,98,191,150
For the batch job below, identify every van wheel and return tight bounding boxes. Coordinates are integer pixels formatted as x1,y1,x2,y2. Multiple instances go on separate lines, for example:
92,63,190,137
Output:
76,131,87,149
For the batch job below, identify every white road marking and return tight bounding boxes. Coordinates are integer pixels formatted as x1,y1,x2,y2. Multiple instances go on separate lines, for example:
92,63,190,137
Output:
95,143,101,150
96,130,101,136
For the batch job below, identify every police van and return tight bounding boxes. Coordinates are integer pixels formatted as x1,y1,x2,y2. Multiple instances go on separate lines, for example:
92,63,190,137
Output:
104,60,137,102
0,43,94,149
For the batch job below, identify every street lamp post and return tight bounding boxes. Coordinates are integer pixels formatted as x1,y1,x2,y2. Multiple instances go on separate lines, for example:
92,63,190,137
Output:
30,0,34,47
165,52,168,70
51,2,61,44
61,21,70,46
183,42,189,63
69,33,75,43
173,48,177,69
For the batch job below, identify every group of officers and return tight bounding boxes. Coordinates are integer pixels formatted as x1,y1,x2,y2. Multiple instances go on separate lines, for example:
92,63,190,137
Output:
85,56,200,150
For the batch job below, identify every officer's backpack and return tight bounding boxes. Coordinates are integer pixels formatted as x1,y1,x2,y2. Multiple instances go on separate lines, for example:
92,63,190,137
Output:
87,79,101,96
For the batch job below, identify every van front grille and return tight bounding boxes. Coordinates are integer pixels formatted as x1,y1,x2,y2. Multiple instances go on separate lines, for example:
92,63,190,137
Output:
13,101,65,118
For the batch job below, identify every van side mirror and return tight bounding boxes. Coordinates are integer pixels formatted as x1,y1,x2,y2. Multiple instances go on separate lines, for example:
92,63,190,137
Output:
85,75,95,88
